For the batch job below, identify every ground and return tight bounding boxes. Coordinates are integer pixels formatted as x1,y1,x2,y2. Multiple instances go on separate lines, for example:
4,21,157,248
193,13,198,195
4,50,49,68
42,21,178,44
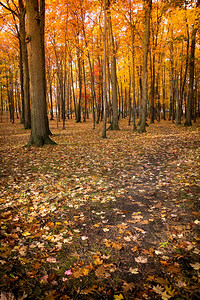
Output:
0,116,200,300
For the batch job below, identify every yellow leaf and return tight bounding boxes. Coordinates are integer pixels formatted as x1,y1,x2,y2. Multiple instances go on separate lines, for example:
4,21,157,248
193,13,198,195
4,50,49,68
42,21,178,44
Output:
105,240,112,247
82,268,90,276
22,231,31,237
94,257,103,265
93,224,100,227
131,246,139,252
114,294,124,300
112,242,123,250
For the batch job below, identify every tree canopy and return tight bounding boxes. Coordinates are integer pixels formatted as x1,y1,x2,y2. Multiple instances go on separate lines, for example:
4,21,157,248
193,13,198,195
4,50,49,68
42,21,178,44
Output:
0,0,199,139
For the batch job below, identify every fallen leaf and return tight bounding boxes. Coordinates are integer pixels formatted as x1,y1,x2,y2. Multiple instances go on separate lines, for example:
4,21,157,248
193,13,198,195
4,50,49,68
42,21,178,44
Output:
94,256,103,265
46,257,57,263
153,284,164,294
194,220,200,225
112,242,123,250
103,228,109,232
190,262,200,270
95,265,110,278
114,294,124,300
129,267,139,274
64,269,72,275
122,281,135,292
135,256,147,263
80,285,98,295
22,231,31,237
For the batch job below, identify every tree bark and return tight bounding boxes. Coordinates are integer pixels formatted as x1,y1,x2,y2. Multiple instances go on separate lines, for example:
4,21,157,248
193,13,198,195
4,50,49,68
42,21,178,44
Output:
185,25,197,126
107,1,119,130
26,0,55,146
19,0,31,129
139,0,152,133
131,24,137,131
102,0,107,138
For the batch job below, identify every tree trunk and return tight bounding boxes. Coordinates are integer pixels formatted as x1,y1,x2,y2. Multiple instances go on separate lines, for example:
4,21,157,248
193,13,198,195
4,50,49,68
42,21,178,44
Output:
131,24,137,130
185,25,197,126
150,51,155,123
19,39,25,124
76,46,82,123
26,0,55,146
83,59,87,122
107,1,119,130
19,0,31,129
1,86,3,122
139,0,152,133
102,0,107,138
47,71,54,120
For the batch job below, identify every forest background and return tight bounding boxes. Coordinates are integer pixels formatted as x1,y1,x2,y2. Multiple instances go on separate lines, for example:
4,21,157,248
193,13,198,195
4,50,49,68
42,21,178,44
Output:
0,0,199,140
0,0,200,299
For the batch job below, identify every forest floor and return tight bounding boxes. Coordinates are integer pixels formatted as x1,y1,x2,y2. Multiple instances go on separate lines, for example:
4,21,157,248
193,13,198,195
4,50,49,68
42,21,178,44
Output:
0,115,200,300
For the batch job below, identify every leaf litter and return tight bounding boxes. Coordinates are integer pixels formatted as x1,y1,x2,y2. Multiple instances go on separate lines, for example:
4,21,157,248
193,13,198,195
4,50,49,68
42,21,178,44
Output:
0,117,200,299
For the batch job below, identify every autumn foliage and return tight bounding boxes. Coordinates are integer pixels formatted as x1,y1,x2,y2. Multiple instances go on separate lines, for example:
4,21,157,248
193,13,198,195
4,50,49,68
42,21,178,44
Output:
0,0,200,299
0,0,199,129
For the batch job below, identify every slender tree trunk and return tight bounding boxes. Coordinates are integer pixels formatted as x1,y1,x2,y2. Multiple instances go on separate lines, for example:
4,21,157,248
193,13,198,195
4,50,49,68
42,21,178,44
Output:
107,57,112,123
107,1,119,130
131,24,137,130
82,18,96,128
49,78,54,120
1,86,3,122
7,73,14,124
76,44,82,123
19,0,31,129
150,51,155,123
83,59,87,122
19,39,25,124
139,0,152,133
70,58,77,120
162,63,166,120
185,25,197,126
128,68,132,125
102,0,107,138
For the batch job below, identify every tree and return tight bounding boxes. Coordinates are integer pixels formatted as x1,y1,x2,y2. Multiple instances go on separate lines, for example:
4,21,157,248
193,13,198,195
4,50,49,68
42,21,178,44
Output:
102,0,107,138
107,0,119,130
26,0,55,146
184,2,199,126
0,0,31,129
139,0,152,133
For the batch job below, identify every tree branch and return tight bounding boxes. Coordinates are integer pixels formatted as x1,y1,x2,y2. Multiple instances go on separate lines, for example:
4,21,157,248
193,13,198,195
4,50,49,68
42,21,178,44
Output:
0,1,18,17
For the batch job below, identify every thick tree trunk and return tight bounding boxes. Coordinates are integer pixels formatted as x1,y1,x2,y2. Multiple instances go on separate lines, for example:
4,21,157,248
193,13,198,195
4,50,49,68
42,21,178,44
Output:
26,0,55,146
139,0,152,133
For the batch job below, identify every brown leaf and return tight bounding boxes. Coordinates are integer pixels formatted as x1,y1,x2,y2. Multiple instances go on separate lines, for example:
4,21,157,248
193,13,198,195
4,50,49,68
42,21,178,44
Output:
122,281,135,292
80,285,98,295
44,290,56,300
95,265,110,278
